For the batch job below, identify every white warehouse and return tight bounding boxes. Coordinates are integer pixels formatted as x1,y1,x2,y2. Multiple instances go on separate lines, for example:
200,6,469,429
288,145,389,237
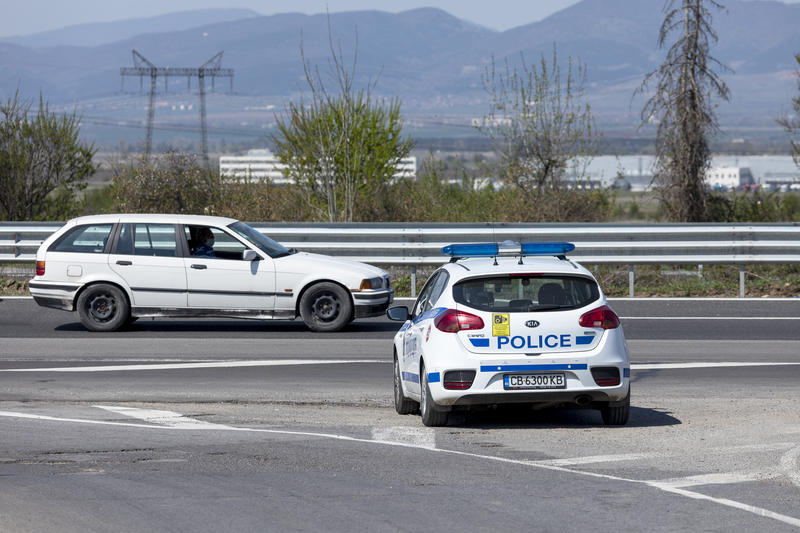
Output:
219,149,417,183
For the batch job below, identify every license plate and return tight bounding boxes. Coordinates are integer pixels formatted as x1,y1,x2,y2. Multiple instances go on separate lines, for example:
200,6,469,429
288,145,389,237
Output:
504,373,566,390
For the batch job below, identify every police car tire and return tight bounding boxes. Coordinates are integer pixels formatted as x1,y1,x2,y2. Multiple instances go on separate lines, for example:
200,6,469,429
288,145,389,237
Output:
394,355,418,415
420,363,448,427
299,282,353,332
76,283,130,332
600,389,630,426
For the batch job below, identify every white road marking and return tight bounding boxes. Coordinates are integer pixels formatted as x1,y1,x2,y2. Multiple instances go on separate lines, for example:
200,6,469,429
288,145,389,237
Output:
0,408,798,528
372,426,436,449
622,316,800,320
779,446,800,488
0,359,386,373
535,452,660,466
631,362,800,370
95,405,233,430
653,470,784,488
2,360,799,373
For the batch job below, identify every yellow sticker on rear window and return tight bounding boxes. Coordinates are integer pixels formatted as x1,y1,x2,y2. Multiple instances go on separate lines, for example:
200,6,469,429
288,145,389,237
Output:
492,313,510,337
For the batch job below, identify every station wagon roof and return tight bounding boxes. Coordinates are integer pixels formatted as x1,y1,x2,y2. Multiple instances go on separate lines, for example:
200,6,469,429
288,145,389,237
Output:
68,214,239,227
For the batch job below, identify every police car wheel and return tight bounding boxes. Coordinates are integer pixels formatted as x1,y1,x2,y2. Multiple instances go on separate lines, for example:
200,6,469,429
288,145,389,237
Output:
600,389,630,426
299,282,353,332
420,362,447,427
394,355,418,415
76,283,130,332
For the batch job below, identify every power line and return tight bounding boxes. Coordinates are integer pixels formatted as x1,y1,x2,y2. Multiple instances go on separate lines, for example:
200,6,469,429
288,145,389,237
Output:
120,49,233,162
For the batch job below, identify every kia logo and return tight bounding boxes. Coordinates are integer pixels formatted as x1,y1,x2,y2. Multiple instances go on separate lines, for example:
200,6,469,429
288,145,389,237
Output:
525,320,540,328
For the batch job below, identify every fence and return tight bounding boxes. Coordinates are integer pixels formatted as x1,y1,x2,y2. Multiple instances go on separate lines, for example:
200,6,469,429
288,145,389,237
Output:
3,222,800,297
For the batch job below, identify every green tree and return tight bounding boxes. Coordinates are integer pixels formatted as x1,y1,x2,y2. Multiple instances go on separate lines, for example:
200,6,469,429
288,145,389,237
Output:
0,91,96,220
110,152,219,214
777,53,800,169
637,0,731,222
272,21,414,222
480,48,600,220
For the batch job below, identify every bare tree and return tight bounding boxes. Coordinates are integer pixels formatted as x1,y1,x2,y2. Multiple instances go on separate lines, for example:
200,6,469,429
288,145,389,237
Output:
272,17,413,222
777,53,800,170
637,0,731,222
480,48,599,219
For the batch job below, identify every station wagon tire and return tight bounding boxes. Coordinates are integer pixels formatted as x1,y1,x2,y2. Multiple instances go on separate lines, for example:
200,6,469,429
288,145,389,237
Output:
394,355,418,415
76,283,130,332
600,389,630,426
299,282,353,332
420,363,448,427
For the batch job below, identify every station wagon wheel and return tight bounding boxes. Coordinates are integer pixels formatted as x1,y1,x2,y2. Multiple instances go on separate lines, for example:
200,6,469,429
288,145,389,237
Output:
394,355,418,415
420,362,448,427
299,282,353,332
600,388,630,426
76,283,130,332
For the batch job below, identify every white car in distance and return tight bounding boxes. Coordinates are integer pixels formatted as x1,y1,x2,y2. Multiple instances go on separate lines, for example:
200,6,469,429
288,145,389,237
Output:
30,214,392,332
387,241,630,427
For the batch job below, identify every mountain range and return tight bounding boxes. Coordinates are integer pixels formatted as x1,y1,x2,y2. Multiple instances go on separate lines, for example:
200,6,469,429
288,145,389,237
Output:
1,0,798,131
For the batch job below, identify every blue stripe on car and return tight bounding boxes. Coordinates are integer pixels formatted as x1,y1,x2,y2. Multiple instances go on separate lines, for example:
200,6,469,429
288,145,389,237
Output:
469,338,491,347
623,368,630,378
402,372,419,384
428,372,441,383
575,335,595,345
480,364,588,372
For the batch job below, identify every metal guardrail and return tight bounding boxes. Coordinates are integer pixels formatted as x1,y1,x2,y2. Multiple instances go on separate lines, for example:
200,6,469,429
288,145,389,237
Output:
3,221,800,297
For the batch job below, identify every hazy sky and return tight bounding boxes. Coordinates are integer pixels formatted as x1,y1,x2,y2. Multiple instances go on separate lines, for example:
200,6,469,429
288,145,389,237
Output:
3,0,799,38
0,0,581,36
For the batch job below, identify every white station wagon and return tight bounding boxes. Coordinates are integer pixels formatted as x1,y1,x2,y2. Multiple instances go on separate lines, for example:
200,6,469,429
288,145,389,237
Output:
30,214,393,332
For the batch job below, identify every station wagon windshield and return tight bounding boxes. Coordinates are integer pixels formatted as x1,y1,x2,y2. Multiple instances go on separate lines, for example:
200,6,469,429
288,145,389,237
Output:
228,222,292,258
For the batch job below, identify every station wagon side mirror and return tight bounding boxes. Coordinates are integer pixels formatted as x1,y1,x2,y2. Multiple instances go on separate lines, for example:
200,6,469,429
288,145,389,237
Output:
242,249,260,261
386,305,410,321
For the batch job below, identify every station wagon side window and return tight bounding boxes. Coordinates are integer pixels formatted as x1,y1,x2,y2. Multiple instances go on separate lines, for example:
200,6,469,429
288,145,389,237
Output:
184,225,248,260
50,224,114,254
115,223,178,257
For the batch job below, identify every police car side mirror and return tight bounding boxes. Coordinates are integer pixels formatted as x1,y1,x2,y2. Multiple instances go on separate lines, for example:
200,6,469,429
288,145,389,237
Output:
242,249,260,261
386,305,410,322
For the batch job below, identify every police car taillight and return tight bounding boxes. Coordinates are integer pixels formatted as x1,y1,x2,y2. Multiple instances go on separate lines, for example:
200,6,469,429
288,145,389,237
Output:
579,305,620,329
434,309,485,333
35,261,45,276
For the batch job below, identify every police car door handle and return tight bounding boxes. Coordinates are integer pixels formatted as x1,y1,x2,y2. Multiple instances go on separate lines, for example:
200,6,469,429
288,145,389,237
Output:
116,260,132,266
191,264,207,270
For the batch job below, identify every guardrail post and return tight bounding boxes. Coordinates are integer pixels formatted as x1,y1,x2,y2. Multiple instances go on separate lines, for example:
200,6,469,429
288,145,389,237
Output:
410,266,417,298
739,264,745,298
628,265,635,298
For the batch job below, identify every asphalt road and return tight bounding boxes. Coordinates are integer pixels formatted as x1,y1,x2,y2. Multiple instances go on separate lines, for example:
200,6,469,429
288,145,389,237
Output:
1,297,799,532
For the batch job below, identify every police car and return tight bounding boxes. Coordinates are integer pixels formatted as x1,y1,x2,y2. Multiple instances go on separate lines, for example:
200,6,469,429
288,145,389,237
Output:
29,214,392,332
387,241,630,426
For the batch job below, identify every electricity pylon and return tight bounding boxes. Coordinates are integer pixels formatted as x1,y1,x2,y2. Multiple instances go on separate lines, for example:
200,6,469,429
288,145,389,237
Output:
120,50,233,162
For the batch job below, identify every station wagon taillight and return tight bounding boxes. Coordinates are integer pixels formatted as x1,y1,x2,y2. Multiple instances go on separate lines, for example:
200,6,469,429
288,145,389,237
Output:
579,305,620,329
434,309,485,333
35,261,45,276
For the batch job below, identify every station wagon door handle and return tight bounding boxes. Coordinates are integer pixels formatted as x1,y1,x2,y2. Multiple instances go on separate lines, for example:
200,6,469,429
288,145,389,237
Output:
115,260,132,266
191,264,207,270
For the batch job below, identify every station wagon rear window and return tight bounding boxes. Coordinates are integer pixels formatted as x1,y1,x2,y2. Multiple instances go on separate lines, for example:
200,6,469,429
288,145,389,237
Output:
453,275,599,312
50,224,113,254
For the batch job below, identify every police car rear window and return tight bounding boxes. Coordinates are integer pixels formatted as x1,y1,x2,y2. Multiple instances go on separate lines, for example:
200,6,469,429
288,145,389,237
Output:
453,275,599,312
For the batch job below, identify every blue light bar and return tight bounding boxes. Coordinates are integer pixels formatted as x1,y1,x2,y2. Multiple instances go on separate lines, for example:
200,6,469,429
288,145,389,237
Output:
441,242,499,257
441,241,575,257
520,242,575,255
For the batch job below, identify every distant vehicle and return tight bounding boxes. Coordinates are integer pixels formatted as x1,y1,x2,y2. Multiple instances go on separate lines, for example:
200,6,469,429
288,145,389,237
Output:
387,241,630,426
30,214,392,332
